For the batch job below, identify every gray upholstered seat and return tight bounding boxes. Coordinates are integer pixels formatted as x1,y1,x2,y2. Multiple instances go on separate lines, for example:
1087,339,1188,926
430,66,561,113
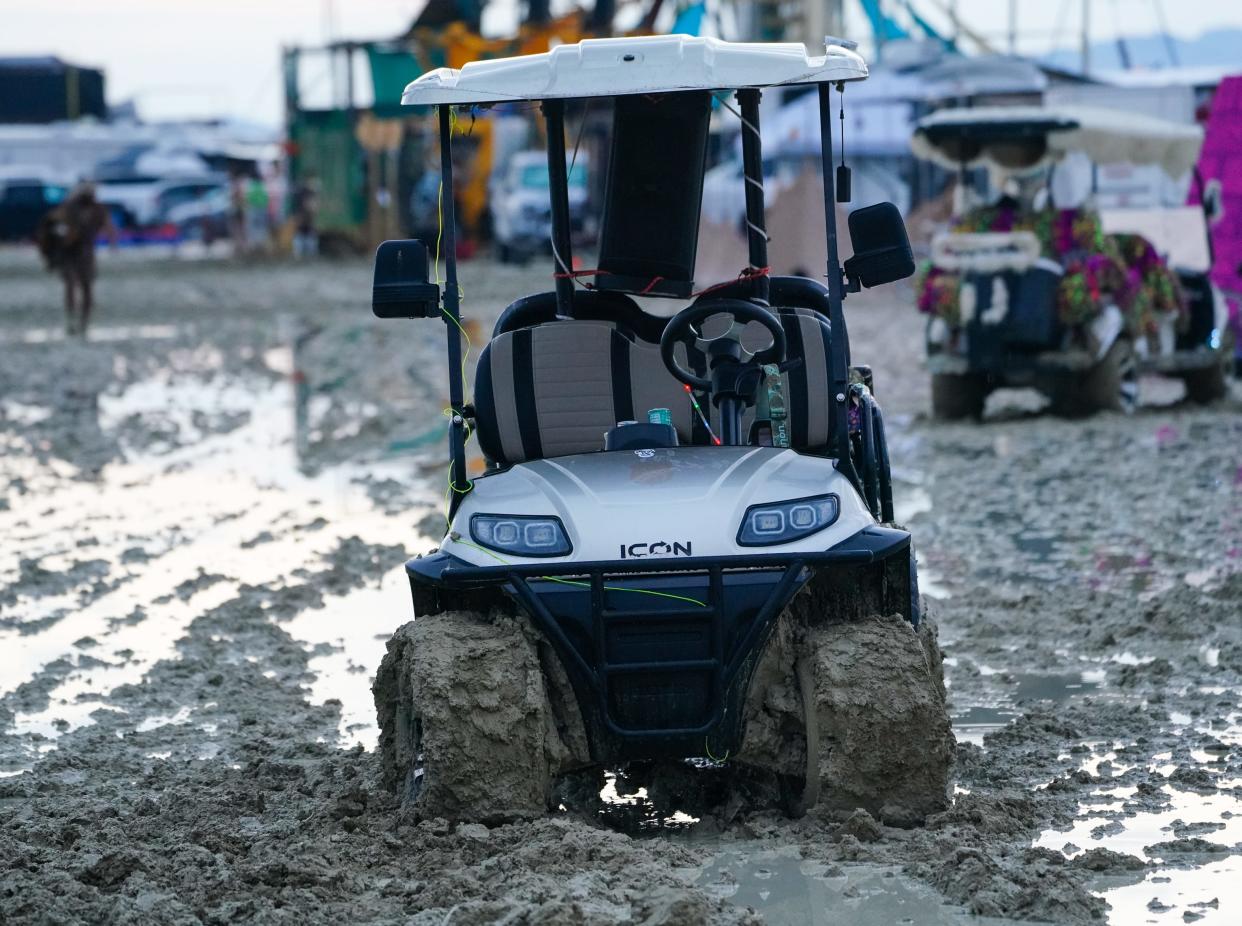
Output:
472,308,835,466
473,322,692,465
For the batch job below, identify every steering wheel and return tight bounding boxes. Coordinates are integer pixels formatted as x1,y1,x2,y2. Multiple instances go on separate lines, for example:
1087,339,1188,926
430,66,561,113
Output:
659,298,787,389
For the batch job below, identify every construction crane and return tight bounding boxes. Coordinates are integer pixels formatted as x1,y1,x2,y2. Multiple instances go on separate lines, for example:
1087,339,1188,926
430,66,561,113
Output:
917,0,997,54
771,1,958,57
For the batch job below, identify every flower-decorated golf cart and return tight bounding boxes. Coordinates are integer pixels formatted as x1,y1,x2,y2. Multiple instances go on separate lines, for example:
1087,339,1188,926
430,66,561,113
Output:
912,105,1231,418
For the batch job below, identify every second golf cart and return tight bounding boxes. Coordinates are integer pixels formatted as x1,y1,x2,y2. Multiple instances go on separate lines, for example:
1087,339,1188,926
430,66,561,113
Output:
912,105,1231,418
370,35,952,824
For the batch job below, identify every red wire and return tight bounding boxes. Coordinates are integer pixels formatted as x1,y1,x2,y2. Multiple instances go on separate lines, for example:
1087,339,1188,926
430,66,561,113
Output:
689,265,770,299
551,265,770,298
683,383,721,445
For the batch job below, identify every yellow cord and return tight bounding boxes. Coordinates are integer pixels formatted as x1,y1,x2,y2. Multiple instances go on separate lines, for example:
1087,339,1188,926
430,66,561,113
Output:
441,294,472,399
452,539,709,609
433,109,474,529
432,108,462,286
433,178,444,287
440,284,474,531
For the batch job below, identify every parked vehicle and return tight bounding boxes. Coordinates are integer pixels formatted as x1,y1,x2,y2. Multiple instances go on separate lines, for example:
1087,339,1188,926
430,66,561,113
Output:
911,105,1230,418
0,169,69,241
490,150,591,263
165,186,231,243
97,175,227,230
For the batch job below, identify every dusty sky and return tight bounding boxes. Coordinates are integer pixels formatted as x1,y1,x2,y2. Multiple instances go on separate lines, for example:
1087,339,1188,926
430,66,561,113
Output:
4,0,1240,126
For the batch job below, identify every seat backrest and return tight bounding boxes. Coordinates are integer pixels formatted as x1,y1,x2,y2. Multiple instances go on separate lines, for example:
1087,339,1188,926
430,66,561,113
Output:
707,308,835,452
474,305,836,466
492,290,669,343
775,307,835,450
473,322,692,465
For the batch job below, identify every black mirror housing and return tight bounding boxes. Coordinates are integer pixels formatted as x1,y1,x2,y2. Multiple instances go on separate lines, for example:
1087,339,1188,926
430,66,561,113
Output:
1202,184,1221,221
842,202,915,289
373,239,441,318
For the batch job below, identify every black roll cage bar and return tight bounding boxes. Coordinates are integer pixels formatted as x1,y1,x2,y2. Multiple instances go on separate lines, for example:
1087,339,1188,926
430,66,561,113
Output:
405,525,912,757
436,82,861,518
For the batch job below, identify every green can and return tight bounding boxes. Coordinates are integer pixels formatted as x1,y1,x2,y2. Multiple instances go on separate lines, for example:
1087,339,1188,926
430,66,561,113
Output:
647,407,672,426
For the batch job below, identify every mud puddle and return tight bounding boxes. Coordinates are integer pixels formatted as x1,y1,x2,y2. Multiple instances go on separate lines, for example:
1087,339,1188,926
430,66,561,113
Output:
285,564,415,748
0,349,441,773
700,847,1032,926
950,669,1102,745
1033,730,1242,924
1095,858,1237,924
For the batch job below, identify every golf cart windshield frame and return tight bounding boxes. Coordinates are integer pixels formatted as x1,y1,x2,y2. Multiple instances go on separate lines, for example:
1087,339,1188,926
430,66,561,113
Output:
432,78,861,519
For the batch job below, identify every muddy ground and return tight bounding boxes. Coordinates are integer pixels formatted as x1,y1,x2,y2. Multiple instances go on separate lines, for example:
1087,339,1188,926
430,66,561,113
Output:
1,247,1240,925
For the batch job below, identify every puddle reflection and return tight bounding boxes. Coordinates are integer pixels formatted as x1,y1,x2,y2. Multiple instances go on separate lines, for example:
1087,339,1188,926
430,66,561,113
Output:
951,671,1101,745
1,341,441,767
699,847,1030,926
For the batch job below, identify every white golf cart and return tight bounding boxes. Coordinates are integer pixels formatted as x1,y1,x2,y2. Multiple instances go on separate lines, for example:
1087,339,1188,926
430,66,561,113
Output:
911,105,1231,418
369,35,952,824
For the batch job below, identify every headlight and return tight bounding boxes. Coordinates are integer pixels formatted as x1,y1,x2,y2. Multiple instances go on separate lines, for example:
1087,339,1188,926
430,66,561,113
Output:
737,494,839,546
470,514,571,557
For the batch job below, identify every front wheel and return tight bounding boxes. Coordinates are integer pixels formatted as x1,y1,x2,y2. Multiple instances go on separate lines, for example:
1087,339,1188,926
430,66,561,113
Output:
1049,338,1137,417
374,609,561,822
1082,337,1138,414
735,592,953,824
1182,331,1233,403
806,611,953,825
931,372,987,421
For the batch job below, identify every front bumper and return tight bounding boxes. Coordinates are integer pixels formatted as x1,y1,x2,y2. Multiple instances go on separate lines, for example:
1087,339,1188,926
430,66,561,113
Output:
406,525,911,763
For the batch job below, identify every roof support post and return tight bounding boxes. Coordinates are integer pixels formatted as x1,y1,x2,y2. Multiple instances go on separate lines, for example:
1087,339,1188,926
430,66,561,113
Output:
543,98,576,319
439,104,469,517
736,88,770,304
816,82,859,489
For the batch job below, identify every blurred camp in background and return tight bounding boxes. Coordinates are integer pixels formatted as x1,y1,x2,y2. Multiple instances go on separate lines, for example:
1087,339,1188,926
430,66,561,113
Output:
0,2,1236,286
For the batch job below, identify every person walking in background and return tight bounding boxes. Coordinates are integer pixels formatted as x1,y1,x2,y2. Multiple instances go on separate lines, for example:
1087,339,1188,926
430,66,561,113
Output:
291,174,319,258
35,182,115,338
228,172,248,252
244,174,271,252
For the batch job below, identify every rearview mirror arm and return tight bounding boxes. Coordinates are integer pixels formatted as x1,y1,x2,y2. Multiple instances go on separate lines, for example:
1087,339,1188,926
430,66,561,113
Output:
1193,167,1218,268
438,104,470,516
816,81,861,493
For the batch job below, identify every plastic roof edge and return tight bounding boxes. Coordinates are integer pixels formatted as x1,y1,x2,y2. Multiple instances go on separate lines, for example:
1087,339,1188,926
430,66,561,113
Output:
400,35,869,107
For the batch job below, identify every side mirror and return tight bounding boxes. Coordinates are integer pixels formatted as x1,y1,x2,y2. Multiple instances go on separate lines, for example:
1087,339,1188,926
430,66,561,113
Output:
842,202,915,290
372,239,441,319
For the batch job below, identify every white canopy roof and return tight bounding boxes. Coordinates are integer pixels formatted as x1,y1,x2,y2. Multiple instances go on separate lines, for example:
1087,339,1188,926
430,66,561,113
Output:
911,105,1204,178
401,35,868,106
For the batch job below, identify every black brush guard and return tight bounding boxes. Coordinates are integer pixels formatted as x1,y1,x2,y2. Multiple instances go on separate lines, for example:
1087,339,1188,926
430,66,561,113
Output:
406,525,910,763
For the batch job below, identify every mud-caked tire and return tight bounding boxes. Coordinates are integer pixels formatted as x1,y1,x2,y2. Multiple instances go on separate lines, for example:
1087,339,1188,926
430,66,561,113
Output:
737,609,953,825
931,373,987,421
373,609,578,822
1082,338,1138,415
1048,338,1138,417
809,612,953,824
1182,332,1233,404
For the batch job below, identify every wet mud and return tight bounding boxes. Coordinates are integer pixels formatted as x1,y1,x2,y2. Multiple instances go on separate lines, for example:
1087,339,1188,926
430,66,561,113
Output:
1,253,1241,924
